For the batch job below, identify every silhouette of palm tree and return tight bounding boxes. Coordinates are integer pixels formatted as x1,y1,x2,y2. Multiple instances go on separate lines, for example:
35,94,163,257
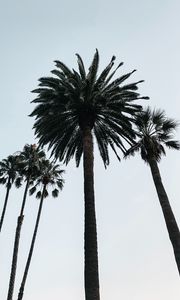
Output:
125,107,180,274
30,50,148,299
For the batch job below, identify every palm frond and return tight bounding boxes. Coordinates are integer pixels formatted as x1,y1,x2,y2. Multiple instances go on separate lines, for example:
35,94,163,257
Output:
0,177,7,184
54,60,74,79
104,62,124,86
43,189,49,198
15,177,23,188
162,119,179,132
124,142,141,159
52,188,59,198
29,186,37,196
94,55,116,88
165,140,180,150
36,191,42,199
87,49,99,85
76,53,86,80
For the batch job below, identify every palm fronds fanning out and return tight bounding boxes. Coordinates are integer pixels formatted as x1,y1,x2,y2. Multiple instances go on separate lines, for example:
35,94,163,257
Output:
30,50,148,167
125,107,180,163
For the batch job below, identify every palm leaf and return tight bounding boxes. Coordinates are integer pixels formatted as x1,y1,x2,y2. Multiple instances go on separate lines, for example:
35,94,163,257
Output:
165,140,180,150
36,191,42,199
52,188,59,198
29,186,37,196
76,53,86,80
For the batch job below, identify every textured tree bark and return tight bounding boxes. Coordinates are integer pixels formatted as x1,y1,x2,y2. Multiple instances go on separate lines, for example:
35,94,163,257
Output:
17,184,46,300
7,177,30,300
0,176,11,232
149,158,180,275
82,127,100,300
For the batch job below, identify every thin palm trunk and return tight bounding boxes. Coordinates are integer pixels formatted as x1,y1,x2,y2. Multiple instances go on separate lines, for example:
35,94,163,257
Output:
82,127,100,300
7,176,30,300
149,158,180,274
0,176,11,232
17,184,46,300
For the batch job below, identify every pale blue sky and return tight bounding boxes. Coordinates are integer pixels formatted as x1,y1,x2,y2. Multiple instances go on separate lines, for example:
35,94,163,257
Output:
0,0,180,299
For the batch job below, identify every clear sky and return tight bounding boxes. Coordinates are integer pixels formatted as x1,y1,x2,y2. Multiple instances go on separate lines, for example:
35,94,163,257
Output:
0,0,180,299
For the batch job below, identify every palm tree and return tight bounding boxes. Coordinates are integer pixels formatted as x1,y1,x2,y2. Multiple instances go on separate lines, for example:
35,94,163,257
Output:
30,50,148,300
7,144,46,300
17,159,64,300
0,155,23,232
125,107,180,274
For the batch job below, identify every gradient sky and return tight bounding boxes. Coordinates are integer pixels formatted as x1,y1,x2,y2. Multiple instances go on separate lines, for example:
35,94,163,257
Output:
0,0,180,299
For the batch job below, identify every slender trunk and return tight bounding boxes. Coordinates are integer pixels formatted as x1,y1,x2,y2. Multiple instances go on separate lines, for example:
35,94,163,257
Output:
7,176,30,300
149,158,180,275
82,127,100,300
17,184,46,300
0,176,11,232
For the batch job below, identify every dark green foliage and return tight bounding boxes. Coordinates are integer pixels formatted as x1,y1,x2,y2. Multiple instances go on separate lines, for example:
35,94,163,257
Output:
0,155,23,233
18,144,46,178
125,107,180,163
0,155,23,189
29,186,36,196
29,159,64,199
14,177,23,189
30,50,148,167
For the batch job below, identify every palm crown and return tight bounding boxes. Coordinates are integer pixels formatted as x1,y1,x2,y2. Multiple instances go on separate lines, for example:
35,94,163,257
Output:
30,50,148,167
125,107,180,163
0,155,23,188
0,154,23,232
29,159,64,199
19,144,46,178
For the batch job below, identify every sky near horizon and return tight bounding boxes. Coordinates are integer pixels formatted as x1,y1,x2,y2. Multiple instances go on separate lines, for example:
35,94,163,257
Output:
0,0,180,299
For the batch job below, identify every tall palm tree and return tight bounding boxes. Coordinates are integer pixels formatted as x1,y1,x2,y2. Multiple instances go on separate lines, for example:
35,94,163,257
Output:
125,107,180,274
17,159,64,300
30,50,148,300
7,144,46,300
0,155,23,232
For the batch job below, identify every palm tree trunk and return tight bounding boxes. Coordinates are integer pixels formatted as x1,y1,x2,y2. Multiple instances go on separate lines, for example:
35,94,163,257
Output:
82,126,100,300
0,176,11,232
149,158,180,275
17,184,46,300
7,176,30,300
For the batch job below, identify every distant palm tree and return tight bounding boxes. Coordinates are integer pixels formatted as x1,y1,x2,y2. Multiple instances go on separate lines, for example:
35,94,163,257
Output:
0,155,22,232
7,144,45,300
125,107,180,274
30,50,148,300
17,159,64,300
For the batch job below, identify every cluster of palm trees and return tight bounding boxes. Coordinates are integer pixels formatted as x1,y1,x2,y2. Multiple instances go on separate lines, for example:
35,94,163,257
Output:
1,50,180,300
0,144,64,300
